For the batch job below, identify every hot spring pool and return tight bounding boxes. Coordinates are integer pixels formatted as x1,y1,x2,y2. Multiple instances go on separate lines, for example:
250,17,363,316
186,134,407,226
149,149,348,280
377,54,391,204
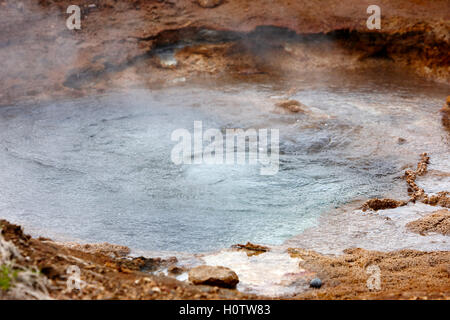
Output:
0,75,448,253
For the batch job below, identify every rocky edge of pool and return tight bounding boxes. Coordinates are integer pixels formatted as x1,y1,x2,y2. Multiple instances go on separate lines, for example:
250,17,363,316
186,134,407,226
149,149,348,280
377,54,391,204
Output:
0,0,449,300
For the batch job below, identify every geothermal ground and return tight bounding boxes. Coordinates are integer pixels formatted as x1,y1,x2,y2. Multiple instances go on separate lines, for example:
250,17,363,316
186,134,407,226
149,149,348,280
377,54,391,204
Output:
1,0,449,106
0,0,449,299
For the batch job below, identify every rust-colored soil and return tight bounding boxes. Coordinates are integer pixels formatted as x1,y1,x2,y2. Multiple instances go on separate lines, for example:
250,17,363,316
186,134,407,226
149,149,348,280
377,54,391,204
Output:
1,219,449,300
0,0,448,106
289,248,450,300
406,210,450,236
0,219,258,300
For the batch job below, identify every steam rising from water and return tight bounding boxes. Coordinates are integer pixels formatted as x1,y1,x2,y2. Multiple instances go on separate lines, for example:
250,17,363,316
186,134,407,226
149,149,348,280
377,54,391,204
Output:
0,72,448,254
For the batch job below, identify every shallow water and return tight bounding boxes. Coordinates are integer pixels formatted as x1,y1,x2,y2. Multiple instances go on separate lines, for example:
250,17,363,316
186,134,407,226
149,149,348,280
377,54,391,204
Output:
201,249,306,296
0,71,448,256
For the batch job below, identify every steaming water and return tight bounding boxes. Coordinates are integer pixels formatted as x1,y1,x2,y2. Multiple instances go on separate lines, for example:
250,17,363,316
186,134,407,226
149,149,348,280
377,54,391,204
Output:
0,73,448,257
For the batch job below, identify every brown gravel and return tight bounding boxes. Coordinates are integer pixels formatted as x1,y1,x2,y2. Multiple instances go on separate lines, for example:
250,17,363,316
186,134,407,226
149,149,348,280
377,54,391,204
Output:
55,242,131,258
231,242,270,256
406,209,450,236
0,219,259,300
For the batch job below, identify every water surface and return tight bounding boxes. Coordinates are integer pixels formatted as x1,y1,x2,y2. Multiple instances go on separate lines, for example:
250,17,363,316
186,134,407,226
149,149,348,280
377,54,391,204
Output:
0,72,448,253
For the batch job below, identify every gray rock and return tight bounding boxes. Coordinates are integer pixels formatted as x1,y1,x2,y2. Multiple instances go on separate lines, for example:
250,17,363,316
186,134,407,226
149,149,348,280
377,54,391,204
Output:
310,278,322,288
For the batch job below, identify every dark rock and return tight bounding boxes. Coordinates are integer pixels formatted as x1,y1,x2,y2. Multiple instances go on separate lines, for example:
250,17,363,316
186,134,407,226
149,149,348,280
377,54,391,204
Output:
310,278,322,288
168,265,184,275
231,242,270,256
40,265,61,279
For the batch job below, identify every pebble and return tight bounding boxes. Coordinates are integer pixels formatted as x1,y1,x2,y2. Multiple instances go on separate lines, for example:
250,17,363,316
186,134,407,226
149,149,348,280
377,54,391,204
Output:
149,286,161,294
310,278,322,288
197,0,223,8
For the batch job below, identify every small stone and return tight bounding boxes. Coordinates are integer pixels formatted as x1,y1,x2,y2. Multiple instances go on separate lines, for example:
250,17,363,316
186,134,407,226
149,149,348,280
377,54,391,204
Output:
189,265,239,288
40,265,60,279
168,265,184,275
197,0,223,8
310,278,322,288
231,242,270,256
150,286,161,294
275,99,307,113
143,277,153,283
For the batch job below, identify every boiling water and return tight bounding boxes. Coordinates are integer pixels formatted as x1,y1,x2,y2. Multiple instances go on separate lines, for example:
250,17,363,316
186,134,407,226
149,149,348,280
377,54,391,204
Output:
0,72,448,255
